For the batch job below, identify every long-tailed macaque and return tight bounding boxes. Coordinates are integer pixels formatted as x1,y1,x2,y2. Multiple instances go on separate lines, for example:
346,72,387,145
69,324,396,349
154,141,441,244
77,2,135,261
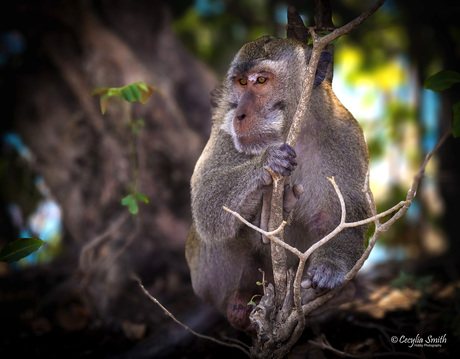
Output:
186,36,371,332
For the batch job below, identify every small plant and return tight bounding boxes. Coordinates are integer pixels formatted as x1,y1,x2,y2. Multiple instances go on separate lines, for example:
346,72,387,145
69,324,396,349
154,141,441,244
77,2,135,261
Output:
91,82,155,214
248,294,262,306
90,82,154,114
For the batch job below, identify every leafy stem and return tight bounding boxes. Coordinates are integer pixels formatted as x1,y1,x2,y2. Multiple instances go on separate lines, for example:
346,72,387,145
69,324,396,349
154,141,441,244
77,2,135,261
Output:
91,82,155,214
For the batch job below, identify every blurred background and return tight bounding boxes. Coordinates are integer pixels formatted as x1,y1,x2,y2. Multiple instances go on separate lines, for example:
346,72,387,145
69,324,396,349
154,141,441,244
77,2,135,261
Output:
0,0,459,358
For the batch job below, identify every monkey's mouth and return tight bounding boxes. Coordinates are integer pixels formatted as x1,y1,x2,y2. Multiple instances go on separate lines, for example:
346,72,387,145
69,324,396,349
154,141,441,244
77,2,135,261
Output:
236,133,269,145
236,133,272,145
235,132,278,154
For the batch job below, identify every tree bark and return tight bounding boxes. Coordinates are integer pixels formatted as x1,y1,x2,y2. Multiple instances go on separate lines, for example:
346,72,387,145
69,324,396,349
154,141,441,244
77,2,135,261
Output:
11,0,217,318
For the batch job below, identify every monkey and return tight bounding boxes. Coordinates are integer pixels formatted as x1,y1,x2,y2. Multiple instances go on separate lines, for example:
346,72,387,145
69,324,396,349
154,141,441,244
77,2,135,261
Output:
186,36,372,332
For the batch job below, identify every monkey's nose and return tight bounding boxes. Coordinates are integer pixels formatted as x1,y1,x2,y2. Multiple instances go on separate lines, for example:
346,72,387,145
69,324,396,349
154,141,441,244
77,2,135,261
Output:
236,114,246,121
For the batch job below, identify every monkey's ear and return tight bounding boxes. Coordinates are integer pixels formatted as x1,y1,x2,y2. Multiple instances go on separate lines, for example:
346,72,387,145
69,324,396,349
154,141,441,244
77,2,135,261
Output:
314,51,334,88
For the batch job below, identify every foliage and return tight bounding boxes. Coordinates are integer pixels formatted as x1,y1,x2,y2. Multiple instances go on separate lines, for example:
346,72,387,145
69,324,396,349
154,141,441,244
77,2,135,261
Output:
121,191,149,215
0,237,45,263
424,70,460,138
90,82,154,115
247,294,261,306
91,82,154,214
424,70,460,92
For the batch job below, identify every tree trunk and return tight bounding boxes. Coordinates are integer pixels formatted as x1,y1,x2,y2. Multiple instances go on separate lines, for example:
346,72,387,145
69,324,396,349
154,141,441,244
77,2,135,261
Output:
12,0,216,319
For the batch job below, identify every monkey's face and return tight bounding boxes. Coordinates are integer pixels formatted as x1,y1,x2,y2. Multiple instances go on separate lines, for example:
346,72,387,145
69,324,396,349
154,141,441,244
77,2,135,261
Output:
220,36,307,155
230,66,285,154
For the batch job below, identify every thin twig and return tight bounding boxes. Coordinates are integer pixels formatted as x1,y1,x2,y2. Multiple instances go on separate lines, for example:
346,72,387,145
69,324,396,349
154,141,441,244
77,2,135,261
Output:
131,274,251,357
316,0,386,47
224,206,303,258
223,206,287,237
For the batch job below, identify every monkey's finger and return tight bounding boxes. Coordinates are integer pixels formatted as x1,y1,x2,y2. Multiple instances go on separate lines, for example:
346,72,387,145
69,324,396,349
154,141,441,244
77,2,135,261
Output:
287,156,297,167
292,184,304,198
313,274,344,292
301,278,312,289
278,150,297,167
280,143,296,157
285,161,297,172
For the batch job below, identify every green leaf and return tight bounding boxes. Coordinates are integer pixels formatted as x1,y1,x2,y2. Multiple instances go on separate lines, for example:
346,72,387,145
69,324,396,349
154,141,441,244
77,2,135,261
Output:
134,82,154,104
135,191,149,204
90,82,154,114
136,82,149,91
122,194,138,214
424,70,460,92
129,84,142,101
453,101,460,138
0,238,46,263
121,85,135,102
247,294,261,306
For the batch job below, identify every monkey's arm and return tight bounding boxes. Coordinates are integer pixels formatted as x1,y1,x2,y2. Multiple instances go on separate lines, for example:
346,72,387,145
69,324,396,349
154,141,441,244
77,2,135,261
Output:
191,131,296,242
297,96,371,295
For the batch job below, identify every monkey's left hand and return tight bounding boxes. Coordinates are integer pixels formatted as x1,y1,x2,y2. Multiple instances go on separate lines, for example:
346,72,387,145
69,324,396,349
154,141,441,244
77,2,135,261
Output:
301,262,345,296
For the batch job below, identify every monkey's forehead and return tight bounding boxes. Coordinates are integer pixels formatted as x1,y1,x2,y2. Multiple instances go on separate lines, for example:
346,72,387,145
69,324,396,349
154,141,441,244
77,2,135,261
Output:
228,36,305,77
227,59,279,80
240,36,304,57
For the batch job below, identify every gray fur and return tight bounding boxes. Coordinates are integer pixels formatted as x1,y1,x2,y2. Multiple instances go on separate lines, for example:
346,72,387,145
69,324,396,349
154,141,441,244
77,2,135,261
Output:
186,36,372,332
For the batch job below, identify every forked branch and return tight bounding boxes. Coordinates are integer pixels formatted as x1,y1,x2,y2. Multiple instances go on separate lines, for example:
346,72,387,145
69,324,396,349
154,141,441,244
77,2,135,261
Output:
267,1,387,313
226,129,450,358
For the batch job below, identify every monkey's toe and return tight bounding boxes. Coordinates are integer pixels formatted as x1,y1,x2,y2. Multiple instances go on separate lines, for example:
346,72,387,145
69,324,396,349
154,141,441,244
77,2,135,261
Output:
306,263,345,293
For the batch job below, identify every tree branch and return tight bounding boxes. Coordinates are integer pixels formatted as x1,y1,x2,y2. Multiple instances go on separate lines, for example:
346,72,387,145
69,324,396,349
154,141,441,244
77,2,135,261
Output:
131,274,251,357
301,130,451,316
264,0,387,314
227,127,450,358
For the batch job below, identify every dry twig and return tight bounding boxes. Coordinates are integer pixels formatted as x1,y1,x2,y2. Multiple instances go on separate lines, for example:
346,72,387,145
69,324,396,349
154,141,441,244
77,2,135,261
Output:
131,274,251,357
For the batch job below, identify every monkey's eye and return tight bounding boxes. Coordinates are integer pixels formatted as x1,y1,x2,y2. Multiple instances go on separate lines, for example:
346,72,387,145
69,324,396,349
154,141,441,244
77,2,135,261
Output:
239,78,248,86
256,76,267,84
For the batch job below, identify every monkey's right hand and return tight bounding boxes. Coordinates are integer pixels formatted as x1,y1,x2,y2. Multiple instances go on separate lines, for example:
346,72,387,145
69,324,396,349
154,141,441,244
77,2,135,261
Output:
261,143,297,185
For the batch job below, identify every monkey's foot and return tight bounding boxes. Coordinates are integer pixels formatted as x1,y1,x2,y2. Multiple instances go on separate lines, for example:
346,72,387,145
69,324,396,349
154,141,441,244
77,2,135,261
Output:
301,262,345,294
